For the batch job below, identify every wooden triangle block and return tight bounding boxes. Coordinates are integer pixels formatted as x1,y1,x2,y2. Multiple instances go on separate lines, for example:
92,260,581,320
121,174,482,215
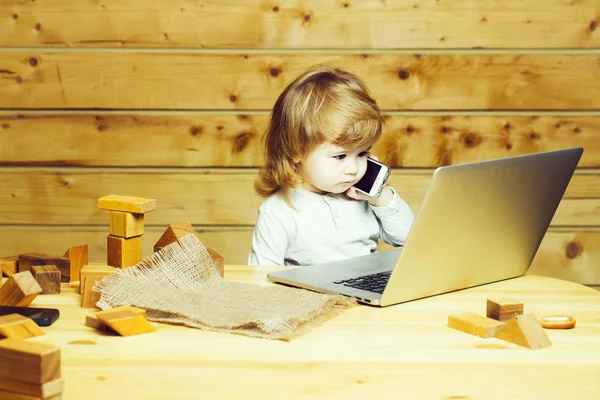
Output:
0,256,18,277
0,313,45,339
63,244,88,283
494,313,551,349
154,222,195,252
95,306,155,336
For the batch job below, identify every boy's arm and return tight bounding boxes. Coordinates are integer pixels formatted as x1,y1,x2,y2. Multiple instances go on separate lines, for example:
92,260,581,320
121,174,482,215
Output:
369,186,415,246
248,210,289,267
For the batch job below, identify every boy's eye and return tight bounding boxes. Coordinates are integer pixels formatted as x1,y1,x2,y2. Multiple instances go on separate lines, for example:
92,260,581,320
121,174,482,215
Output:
358,151,369,157
334,154,346,160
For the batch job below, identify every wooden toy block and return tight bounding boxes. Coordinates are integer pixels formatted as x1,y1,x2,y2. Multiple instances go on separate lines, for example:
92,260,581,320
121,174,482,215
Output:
96,307,155,336
0,313,45,339
154,222,195,252
207,248,225,278
0,272,42,307
31,266,61,295
98,194,156,214
18,254,70,283
494,313,552,349
81,275,104,309
107,235,142,268
154,223,224,277
79,264,116,294
0,377,64,399
0,337,61,384
1,256,18,277
486,297,524,321
109,211,144,238
448,312,506,338
63,244,88,283
86,306,147,332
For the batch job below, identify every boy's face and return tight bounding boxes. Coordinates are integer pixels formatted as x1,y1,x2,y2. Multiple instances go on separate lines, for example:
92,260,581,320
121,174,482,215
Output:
298,141,370,194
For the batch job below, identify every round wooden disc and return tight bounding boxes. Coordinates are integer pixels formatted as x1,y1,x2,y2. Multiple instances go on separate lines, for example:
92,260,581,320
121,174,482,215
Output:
540,315,576,329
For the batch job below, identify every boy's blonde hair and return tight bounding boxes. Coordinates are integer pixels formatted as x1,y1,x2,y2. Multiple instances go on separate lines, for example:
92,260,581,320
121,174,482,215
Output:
255,65,384,198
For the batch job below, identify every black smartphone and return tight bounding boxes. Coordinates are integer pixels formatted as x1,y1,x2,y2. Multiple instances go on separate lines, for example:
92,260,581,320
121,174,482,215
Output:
0,306,60,327
353,158,391,198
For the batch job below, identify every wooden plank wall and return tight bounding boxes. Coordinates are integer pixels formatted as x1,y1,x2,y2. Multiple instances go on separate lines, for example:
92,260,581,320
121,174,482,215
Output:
1,1,599,285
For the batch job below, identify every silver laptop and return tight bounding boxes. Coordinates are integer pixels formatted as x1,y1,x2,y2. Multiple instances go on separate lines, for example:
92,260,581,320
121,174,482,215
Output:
267,148,583,307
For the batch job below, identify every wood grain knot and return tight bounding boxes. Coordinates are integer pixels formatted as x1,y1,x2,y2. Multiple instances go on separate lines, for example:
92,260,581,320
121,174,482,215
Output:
229,94,237,103
190,126,203,136
461,132,482,148
29,57,38,67
272,6,279,12
398,69,410,80
12,14,18,20
15,76,23,84
269,67,281,77
35,22,42,31
529,132,540,140
590,20,598,32
565,241,581,259
303,14,311,22
503,123,511,131
573,127,581,134
233,131,253,153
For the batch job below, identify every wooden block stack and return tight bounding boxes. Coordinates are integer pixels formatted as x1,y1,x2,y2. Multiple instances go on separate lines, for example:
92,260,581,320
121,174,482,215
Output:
155,222,225,277
97,195,156,269
0,338,64,399
447,297,551,350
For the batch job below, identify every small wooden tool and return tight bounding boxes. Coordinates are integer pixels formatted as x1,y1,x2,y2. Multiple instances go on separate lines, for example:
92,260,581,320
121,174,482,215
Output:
540,315,576,329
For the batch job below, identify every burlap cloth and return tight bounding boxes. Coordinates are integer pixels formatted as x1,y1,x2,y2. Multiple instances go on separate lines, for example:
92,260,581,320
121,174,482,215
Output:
94,234,356,341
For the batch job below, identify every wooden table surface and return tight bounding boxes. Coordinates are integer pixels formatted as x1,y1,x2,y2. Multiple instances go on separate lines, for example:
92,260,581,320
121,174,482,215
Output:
23,265,600,400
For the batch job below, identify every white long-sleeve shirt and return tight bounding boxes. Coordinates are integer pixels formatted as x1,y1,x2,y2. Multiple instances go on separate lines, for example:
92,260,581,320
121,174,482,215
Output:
248,187,415,266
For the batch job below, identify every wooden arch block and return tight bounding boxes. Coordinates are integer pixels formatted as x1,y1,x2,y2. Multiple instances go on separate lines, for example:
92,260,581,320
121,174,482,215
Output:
494,313,551,349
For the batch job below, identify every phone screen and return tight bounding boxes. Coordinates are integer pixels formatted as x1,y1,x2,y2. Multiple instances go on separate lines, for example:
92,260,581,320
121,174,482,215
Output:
354,160,382,193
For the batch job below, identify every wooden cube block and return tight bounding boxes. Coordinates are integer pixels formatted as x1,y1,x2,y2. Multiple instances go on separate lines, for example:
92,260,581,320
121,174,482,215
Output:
0,313,45,339
0,272,42,307
81,276,104,309
448,312,506,338
0,377,63,399
98,194,156,214
207,248,224,278
31,266,61,295
486,297,524,321
96,307,155,336
63,244,88,283
86,306,147,332
107,235,142,268
0,337,61,384
1,256,18,277
79,264,116,294
18,254,70,283
495,313,551,349
109,211,144,238
0,377,64,399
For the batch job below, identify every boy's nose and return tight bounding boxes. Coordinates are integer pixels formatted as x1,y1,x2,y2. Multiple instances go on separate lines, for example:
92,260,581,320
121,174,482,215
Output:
344,159,358,175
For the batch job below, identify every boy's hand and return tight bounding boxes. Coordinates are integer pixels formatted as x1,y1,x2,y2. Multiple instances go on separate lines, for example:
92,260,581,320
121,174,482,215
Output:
345,154,394,206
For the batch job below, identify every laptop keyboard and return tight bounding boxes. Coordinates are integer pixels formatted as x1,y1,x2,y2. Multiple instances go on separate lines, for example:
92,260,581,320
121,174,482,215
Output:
334,271,392,294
